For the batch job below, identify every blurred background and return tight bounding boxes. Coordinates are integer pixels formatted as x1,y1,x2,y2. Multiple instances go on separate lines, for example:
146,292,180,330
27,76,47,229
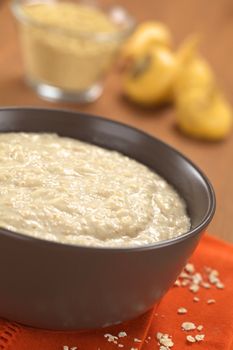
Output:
0,0,233,242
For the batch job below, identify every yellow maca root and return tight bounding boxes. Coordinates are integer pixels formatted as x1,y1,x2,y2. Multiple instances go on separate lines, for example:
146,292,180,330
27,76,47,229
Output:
175,57,215,95
174,36,215,92
121,21,172,59
124,46,177,105
176,88,232,140
122,24,233,138
176,35,200,65
174,36,232,140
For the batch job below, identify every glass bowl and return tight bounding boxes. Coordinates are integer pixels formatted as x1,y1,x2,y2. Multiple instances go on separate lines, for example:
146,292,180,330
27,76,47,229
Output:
12,0,135,103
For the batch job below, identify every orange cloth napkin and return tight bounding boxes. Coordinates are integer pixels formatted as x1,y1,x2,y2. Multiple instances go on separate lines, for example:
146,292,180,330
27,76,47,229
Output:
0,234,232,350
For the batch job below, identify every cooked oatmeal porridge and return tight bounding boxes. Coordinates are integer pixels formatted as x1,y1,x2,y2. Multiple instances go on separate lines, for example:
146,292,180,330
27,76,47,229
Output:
0,133,190,247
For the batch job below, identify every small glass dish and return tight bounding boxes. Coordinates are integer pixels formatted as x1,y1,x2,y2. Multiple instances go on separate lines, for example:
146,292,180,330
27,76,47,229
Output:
12,0,135,103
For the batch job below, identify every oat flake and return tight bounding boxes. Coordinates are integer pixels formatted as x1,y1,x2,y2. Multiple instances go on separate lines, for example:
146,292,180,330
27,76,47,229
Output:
189,284,199,293
181,322,196,331
118,332,127,338
195,334,205,342
216,282,225,289
185,263,195,274
134,338,142,343
207,299,216,304
177,307,187,314
186,335,196,343
193,296,200,302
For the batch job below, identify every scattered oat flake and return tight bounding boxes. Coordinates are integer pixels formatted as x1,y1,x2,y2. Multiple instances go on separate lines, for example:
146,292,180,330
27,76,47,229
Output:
182,322,196,331
104,334,118,343
181,280,190,287
63,347,77,350
160,337,174,347
118,331,127,338
197,325,204,331
118,345,124,348
174,279,181,287
193,296,200,302
134,338,142,343
156,332,163,340
160,346,168,350
186,335,196,343
189,284,199,293
207,269,221,285
156,333,174,348
207,299,216,304
192,273,202,284
202,282,211,289
195,334,205,342
208,270,219,283
145,336,151,343
216,282,224,289
177,307,187,314
185,263,195,274
130,348,138,350
209,275,219,284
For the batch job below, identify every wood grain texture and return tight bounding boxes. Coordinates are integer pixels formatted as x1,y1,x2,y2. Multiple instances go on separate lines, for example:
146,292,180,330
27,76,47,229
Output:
0,0,233,243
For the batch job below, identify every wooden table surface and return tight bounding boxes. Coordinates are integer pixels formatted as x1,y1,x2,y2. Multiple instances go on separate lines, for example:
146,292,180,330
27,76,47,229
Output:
0,0,233,243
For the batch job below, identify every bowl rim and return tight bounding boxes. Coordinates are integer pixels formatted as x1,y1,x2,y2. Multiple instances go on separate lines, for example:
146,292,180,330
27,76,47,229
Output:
11,0,136,42
0,106,216,252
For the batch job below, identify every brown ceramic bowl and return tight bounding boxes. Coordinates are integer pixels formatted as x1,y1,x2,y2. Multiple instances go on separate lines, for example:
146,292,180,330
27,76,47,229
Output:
0,107,215,330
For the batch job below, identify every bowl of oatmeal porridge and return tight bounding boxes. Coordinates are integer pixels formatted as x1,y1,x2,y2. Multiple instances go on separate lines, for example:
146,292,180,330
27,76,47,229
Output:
0,108,215,330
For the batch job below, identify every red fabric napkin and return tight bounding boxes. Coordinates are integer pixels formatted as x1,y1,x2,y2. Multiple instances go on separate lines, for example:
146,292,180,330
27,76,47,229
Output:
0,234,232,350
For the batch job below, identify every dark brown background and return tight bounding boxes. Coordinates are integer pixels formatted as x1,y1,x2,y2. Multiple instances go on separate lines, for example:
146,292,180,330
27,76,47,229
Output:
0,0,233,242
